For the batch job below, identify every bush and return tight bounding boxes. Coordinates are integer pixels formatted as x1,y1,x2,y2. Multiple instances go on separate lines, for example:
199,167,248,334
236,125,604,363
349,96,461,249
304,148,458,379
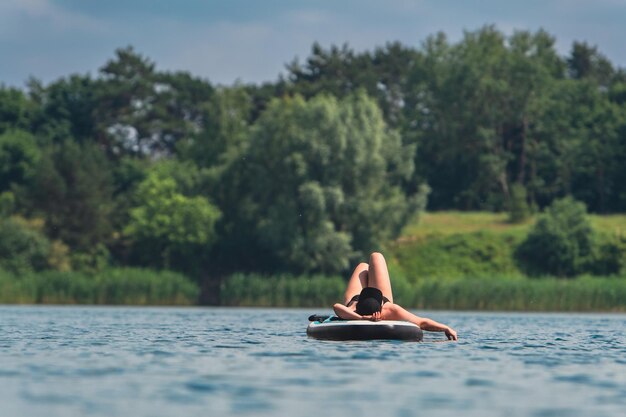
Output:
587,235,626,275
516,197,594,277
0,217,51,274
69,243,111,273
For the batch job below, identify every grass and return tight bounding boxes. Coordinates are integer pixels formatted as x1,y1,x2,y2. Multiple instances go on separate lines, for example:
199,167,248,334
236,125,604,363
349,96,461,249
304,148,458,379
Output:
589,214,626,237
387,231,524,281
399,211,534,241
401,211,626,240
387,211,626,280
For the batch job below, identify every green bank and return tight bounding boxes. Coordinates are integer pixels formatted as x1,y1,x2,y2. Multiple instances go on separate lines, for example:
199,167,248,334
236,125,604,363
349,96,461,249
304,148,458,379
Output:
2,211,625,310
221,210,626,311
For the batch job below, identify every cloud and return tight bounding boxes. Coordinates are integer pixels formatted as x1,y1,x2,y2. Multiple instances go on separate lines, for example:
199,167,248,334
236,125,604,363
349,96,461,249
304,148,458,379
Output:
141,18,284,84
150,11,402,84
2,0,625,88
0,0,108,38
283,9,334,25
552,0,626,9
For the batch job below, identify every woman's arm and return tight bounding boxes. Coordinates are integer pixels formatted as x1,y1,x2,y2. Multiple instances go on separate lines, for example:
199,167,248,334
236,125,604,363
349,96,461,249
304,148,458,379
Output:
333,303,364,320
383,304,458,340
418,317,458,340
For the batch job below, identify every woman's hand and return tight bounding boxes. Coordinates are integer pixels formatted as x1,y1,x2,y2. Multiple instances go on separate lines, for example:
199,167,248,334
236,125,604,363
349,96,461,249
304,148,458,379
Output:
361,311,382,321
445,327,458,341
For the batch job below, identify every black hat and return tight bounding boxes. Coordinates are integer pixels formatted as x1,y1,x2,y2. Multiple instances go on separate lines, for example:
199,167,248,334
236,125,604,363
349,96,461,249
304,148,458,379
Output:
355,287,383,315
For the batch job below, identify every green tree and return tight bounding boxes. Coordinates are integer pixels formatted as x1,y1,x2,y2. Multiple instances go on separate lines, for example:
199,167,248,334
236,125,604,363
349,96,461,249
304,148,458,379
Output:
567,41,615,87
568,83,623,212
218,92,426,274
26,141,114,255
406,27,564,210
0,87,35,134
94,47,214,157
607,82,626,211
0,130,41,193
287,43,366,100
178,85,252,173
287,41,419,128
528,79,625,212
124,171,221,274
28,75,98,145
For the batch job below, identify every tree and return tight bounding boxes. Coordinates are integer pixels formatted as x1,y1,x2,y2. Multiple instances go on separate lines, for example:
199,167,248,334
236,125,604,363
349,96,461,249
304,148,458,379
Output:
0,87,35,135
124,171,221,274
178,85,252,172
405,27,564,210
607,82,626,211
567,82,623,212
218,92,427,274
26,141,114,254
527,79,625,212
0,130,41,193
28,75,98,145
567,41,615,87
287,42,419,128
287,43,364,99
94,47,214,157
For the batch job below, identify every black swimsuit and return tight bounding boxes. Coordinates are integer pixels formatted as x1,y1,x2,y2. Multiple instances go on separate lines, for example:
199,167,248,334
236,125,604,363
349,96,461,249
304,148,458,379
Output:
346,294,390,307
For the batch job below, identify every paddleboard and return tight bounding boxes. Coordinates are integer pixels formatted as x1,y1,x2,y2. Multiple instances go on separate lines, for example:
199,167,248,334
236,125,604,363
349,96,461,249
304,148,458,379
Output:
307,315,423,341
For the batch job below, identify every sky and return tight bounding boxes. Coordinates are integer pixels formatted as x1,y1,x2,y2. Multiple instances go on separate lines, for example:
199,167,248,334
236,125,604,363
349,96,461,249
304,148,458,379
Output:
1,0,626,88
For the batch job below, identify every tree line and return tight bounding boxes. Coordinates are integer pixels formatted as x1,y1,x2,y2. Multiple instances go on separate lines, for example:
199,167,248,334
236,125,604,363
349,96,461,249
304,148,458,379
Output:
1,26,625,286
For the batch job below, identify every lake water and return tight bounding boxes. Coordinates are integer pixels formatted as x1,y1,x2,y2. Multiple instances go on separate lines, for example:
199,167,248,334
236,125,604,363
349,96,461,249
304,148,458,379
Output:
1,306,625,417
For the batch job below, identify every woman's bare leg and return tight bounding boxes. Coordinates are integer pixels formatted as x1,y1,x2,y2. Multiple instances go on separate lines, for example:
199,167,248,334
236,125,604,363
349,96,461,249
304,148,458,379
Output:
367,252,394,304
343,263,369,305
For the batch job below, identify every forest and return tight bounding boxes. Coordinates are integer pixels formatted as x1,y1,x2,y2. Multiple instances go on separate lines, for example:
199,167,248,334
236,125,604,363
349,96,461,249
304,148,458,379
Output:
1,26,625,307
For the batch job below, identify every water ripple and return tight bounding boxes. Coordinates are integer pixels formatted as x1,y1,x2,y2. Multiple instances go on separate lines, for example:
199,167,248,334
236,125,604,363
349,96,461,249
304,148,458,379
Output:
1,307,625,417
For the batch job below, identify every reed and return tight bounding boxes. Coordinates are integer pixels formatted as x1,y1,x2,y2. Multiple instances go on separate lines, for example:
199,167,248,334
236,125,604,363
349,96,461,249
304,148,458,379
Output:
0,268,199,305
408,276,626,311
219,272,626,312
220,273,345,307
3,267,625,310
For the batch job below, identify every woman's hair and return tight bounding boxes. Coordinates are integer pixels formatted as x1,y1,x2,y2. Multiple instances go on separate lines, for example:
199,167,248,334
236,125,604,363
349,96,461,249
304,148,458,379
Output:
355,287,383,315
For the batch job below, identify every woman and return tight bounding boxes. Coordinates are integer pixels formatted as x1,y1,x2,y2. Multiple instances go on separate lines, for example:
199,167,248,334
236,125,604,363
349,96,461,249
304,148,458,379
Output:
333,252,458,341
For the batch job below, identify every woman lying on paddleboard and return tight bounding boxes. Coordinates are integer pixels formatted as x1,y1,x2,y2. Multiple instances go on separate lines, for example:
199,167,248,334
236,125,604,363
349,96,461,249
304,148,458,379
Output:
333,252,458,341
